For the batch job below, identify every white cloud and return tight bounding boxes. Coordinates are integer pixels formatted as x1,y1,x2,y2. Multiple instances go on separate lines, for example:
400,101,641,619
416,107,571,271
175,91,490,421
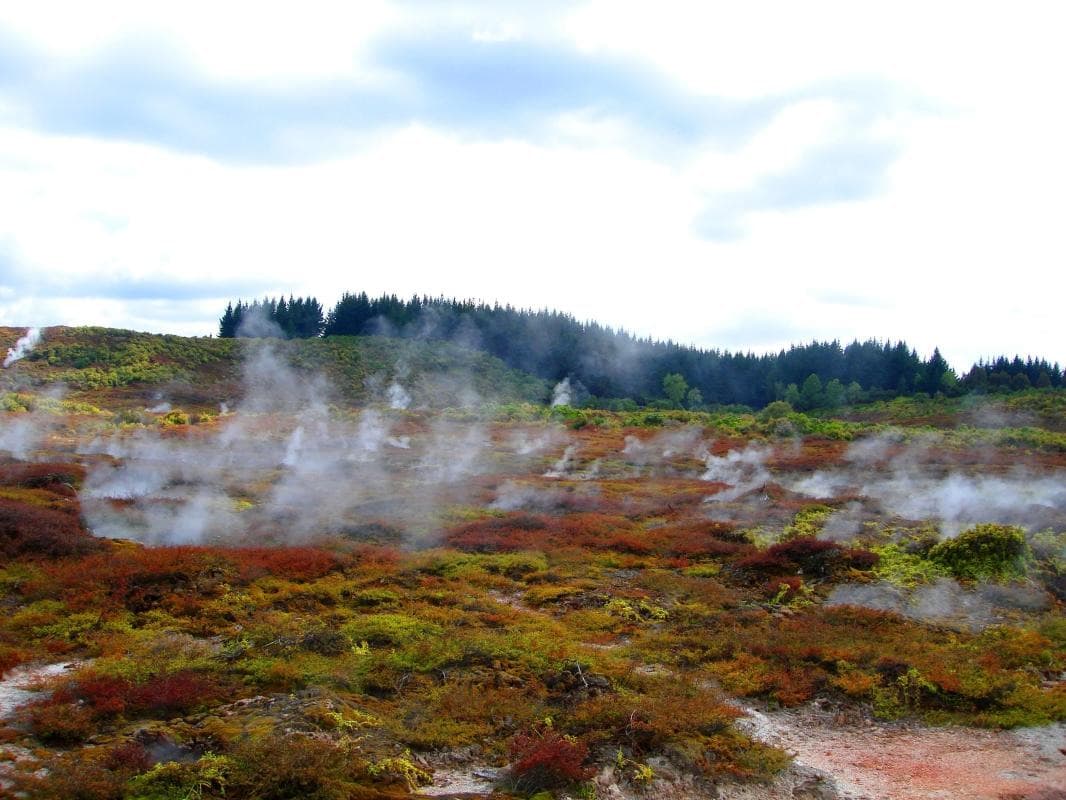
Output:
0,1,1063,368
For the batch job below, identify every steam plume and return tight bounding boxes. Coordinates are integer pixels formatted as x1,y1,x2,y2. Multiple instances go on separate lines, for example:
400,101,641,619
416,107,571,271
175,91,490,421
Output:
3,328,41,368
551,378,572,407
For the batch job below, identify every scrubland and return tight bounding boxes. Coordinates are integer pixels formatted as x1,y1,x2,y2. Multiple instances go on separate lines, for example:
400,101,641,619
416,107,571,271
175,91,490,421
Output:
0,327,1063,799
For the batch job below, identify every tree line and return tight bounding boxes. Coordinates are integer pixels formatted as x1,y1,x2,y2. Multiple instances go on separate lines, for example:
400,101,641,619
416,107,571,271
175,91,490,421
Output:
218,297,325,339
219,292,1063,408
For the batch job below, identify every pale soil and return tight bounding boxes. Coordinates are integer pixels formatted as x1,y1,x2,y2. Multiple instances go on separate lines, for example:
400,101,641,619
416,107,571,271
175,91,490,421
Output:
0,662,74,720
0,662,76,789
738,702,1066,800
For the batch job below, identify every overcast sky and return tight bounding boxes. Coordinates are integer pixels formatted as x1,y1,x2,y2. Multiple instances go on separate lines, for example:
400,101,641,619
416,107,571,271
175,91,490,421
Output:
0,1,1063,369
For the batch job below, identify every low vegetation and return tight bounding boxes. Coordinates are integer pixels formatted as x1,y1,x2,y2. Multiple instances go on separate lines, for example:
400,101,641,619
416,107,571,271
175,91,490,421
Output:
0,326,1062,799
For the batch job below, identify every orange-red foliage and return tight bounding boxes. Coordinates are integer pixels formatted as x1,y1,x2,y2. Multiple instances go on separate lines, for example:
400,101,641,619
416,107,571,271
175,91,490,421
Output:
0,461,85,489
736,537,877,578
446,513,748,559
104,741,152,773
0,497,102,559
33,544,350,613
233,547,345,581
30,669,230,733
509,727,593,791
0,646,28,675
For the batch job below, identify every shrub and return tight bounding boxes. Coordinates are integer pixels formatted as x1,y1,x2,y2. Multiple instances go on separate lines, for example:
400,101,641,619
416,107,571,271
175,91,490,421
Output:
928,524,1029,581
25,700,95,743
234,547,344,581
9,750,129,800
736,537,876,578
342,613,443,646
104,741,153,773
126,671,227,717
157,409,190,426
224,733,378,800
0,496,102,559
508,727,593,793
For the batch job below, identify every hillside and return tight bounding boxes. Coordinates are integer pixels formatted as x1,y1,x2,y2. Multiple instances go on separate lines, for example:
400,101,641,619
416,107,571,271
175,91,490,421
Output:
0,326,548,411
0,324,1063,800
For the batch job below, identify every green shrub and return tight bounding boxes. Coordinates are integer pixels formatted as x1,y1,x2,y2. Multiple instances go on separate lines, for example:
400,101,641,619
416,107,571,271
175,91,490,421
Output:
341,613,443,646
158,410,190,426
872,544,948,587
928,524,1029,581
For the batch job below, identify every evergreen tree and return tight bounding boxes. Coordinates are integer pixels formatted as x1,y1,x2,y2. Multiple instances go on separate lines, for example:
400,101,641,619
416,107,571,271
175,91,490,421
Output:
219,302,237,338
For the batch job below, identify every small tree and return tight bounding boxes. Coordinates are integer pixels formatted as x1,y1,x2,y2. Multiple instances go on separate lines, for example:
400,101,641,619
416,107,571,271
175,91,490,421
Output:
685,387,703,409
662,373,689,406
823,378,845,409
799,373,823,410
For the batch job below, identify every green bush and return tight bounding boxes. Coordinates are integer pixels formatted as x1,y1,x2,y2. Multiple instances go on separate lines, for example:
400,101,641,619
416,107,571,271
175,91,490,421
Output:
928,524,1029,581
342,613,443,646
158,410,190,426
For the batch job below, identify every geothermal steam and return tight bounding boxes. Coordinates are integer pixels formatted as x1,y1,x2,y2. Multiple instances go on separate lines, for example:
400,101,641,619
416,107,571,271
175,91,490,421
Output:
75,342,569,546
3,328,41,368
790,433,1066,536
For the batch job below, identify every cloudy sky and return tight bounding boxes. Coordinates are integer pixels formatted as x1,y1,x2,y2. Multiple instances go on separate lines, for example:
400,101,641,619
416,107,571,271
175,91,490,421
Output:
0,1,1063,369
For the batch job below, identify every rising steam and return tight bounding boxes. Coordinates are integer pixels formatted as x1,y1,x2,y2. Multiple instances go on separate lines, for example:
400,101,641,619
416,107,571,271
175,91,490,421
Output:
71,340,577,546
551,378,572,407
3,328,41,368
790,433,1066,536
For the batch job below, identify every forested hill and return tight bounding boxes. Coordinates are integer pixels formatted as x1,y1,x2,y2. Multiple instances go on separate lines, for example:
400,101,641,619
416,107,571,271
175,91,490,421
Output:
219,293,1064,410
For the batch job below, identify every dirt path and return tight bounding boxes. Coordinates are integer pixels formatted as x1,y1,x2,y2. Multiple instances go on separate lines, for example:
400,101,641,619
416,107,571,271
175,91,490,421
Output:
739,702,1066,800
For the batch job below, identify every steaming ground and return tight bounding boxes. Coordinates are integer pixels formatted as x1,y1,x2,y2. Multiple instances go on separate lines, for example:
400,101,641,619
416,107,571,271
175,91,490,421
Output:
826,579,1051,632
7,405,1066,551
69,342,528,544
2,338,1064,557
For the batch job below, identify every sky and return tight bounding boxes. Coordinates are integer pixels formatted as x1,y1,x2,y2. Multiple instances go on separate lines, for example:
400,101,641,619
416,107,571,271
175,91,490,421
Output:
0,1,1063,370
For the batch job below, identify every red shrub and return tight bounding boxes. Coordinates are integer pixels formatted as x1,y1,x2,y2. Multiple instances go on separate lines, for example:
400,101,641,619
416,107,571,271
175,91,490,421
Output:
762,576,804,601
77,674,131,717
772,667,823,706
104,741,152,773
125,671,225,717
737,537,866,578
608,535,655,555
0,646,28,676
508,728,593,792
36,669,227,727
735,551,797,575
0,462,85,489
446,514,549,552
0,497,102,559
842,547,879,570
233,547,344,581
24,700,95,743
